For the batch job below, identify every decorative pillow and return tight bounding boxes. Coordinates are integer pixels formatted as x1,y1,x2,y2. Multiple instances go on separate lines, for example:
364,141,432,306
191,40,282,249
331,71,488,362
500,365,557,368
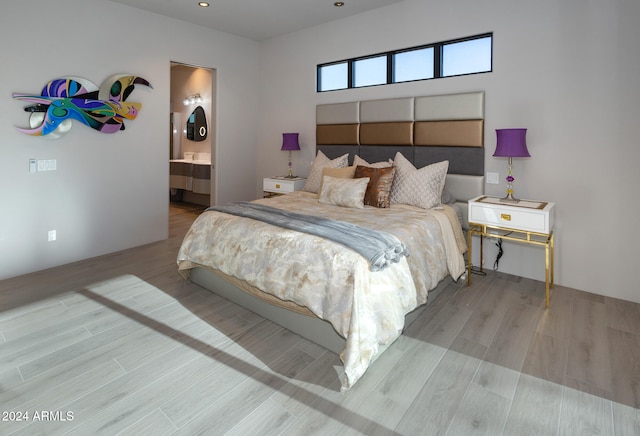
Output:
303,151,348,193
441,188,455,204
323,165,356,179
318,175,370,209
353,155,394,168
354,165,396,208
390,152,449,209
319,165,357,193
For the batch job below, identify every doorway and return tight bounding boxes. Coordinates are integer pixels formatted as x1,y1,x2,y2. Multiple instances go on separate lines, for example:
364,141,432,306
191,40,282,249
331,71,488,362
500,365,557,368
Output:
169,62,216,207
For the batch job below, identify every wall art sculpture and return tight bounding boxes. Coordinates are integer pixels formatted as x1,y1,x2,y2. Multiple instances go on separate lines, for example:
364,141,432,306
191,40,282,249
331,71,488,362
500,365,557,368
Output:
12,75,152,138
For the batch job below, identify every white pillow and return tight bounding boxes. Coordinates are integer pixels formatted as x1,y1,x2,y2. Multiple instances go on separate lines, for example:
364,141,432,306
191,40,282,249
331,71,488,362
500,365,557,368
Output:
318,175,370,209
353,155,394,168
303,151,348,193
390,152,449,209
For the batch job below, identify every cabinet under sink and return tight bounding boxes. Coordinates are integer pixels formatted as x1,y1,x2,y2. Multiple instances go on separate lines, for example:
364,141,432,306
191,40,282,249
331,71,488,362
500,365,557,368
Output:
170,159,211,195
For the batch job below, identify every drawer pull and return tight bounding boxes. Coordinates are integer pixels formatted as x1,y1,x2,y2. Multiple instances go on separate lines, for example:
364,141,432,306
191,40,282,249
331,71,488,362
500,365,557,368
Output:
501,213,511,221
276,183,281,189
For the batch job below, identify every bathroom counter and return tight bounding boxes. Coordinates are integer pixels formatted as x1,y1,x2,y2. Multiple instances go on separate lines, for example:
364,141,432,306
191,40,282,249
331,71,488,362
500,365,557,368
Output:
170,160,211,195
169,159,211,165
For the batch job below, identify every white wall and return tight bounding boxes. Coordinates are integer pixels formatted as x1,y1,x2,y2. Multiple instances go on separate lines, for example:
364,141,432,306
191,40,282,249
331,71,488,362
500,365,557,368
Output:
258,0,640,303
0,0,259,280
3,0,639,304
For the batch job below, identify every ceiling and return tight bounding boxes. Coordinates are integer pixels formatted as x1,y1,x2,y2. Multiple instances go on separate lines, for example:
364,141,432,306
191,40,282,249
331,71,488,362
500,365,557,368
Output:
108,0,404,41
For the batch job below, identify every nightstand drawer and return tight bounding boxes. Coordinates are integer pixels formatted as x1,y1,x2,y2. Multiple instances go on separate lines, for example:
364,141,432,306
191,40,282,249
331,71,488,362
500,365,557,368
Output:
263,177,305,194
469,196,555,234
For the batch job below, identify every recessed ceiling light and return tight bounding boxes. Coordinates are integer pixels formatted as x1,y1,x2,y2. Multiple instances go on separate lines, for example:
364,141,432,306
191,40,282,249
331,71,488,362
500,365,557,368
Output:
334,2,345,7
198,2,209,7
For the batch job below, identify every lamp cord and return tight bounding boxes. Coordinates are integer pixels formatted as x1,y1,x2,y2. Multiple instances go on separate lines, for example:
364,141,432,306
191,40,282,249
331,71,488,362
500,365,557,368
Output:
493,238,503,270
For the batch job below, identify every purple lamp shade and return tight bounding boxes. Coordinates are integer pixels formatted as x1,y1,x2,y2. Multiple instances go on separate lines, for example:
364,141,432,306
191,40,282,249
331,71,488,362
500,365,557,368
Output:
493,128,531,158
281,133,301,151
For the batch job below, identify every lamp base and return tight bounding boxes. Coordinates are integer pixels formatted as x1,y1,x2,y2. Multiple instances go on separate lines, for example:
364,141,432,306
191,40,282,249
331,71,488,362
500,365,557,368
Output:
501,158,520,203
500,193,520,203
285,151,297,178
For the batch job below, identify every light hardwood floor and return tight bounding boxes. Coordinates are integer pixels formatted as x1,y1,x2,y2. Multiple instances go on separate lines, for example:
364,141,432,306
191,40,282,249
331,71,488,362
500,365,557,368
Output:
1,202,639,435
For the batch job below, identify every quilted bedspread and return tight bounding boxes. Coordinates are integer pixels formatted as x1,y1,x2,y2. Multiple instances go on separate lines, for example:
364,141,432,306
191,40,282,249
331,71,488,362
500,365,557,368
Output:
177,191,465,390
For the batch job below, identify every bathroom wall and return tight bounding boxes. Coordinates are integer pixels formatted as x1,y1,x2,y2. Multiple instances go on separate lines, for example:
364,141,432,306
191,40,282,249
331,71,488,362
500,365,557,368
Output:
170,64,214,160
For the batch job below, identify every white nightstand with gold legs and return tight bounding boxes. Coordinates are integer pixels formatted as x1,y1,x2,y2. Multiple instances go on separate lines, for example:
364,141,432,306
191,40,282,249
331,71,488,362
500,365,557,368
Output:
263,176,306,197
466,196,556,308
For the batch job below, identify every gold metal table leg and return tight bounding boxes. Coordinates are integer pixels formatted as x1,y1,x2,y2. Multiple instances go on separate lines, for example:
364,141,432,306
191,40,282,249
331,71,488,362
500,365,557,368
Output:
544,231,555,308
550,232,555,288
467,224,555,309
467,227,485,287
479,232,484,273
467,229,472,286
545,241,550,308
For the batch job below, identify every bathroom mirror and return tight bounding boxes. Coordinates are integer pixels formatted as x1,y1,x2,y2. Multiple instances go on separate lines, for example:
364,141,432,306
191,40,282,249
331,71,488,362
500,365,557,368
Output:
186,105,207,141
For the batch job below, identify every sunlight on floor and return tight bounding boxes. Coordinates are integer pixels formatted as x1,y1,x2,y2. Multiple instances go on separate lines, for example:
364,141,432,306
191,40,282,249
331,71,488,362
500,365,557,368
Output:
2,275,639,435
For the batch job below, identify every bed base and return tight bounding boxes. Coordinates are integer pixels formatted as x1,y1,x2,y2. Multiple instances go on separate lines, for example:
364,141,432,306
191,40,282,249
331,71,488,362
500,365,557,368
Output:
188,171,483,355
190,266,452,355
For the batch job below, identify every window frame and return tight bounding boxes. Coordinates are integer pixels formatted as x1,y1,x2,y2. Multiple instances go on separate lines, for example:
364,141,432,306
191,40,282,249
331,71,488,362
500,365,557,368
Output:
352,54,389,88
316,32,493,92
391,46,435,83
440,34,493,78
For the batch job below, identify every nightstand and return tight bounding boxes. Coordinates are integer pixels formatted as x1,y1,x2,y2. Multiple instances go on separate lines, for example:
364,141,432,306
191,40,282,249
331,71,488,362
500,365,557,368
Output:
467,196,556,308
263,176,306,197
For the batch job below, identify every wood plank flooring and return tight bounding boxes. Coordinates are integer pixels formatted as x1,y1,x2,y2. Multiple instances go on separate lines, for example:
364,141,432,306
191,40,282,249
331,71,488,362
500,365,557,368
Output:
1,202,639,435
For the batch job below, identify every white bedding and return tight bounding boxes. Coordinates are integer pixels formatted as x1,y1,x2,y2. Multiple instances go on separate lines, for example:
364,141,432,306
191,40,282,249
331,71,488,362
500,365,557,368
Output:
177,191,465,390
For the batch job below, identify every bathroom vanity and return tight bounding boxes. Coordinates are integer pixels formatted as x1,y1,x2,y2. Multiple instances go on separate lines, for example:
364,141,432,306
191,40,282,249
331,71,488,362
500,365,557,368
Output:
170,152,211,204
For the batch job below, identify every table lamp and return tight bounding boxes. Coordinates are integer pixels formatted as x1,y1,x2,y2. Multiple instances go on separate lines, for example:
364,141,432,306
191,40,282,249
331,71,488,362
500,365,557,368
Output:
493,128,530,203
281,133,300,178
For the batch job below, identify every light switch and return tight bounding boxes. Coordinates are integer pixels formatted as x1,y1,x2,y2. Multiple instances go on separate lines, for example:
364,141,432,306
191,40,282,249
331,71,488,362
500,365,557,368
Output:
29,159,37,173
487,172,499,184
37,159,57,171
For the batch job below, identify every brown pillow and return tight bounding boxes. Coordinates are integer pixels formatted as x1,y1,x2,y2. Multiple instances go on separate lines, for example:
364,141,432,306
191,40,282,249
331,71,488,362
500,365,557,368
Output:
354,165,396,208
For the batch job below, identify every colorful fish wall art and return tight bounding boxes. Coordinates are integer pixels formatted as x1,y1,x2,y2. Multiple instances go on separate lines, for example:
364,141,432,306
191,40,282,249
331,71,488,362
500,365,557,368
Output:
12,75,152,138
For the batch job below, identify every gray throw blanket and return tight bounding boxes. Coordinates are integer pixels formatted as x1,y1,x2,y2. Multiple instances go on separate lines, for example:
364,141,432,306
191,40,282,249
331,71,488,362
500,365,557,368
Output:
208,202,409,271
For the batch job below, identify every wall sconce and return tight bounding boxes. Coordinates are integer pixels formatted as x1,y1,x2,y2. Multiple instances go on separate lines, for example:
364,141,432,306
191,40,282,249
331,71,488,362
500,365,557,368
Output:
493,128,531,203
183,93,202,106
281,133,301,178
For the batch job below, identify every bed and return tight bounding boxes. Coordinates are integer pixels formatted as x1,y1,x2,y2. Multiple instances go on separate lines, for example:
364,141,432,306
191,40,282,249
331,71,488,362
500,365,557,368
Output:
177,91,486,391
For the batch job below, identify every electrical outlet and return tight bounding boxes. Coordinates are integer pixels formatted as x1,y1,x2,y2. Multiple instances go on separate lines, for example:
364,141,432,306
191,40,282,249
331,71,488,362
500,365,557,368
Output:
48,230,57,242
487,172,499,184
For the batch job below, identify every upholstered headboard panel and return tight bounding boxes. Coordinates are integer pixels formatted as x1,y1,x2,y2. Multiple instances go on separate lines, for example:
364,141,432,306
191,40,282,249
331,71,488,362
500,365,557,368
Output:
316,124,359,145
414,120,483,147
316,92,486,225
359,97,414,145
316,91,485,176
315,101,360,146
